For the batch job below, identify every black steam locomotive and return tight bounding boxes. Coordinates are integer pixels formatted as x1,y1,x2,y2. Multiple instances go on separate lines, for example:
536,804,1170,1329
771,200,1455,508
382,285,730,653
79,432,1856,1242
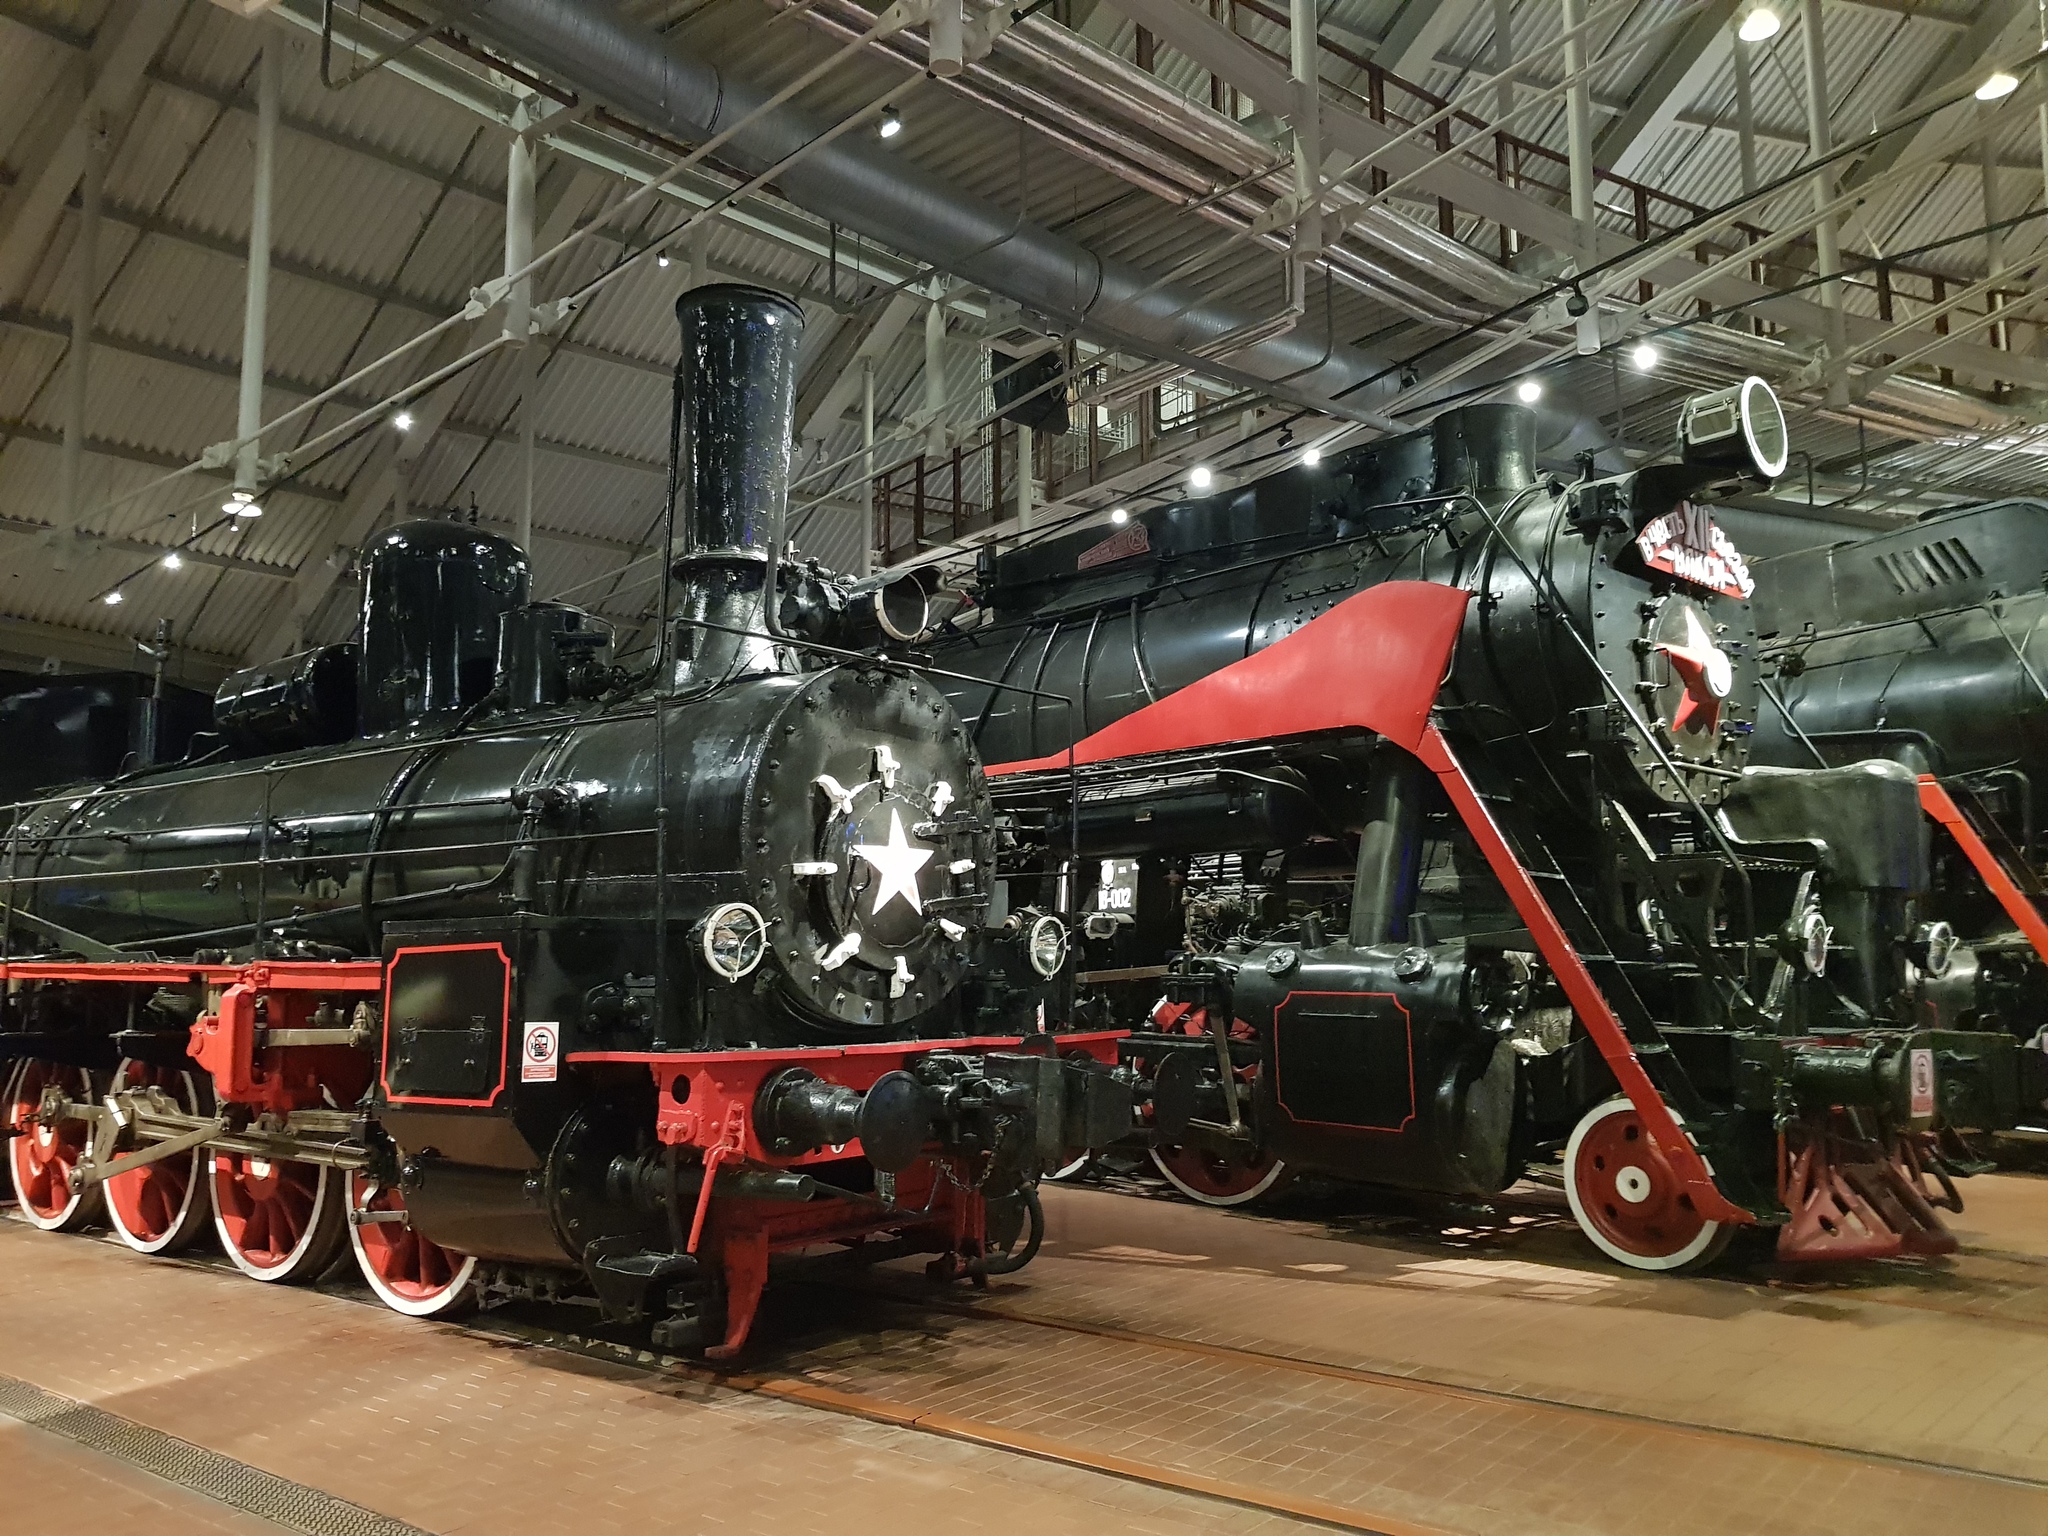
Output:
1752,499,2048,1045
927,378,2032,1269
0,287,1121,1355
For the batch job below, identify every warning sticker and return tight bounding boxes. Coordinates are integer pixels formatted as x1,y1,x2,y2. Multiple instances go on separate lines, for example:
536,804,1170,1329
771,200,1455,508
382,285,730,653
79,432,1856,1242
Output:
521,1021,560,1083
1909,1047,1936,1120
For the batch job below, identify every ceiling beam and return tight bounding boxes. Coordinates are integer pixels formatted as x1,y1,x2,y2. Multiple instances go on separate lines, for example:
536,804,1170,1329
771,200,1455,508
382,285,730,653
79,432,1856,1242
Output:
0,305,664,477
1100,0,2048,392
0,413,344,501
0,612,240,687
1591,1,1740,182
1836,0,2037,249
1374,0,1485,81
0,0,184,305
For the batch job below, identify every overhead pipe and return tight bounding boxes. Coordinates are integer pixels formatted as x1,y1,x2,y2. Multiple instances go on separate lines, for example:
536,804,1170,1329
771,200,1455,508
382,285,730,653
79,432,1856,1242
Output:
418,0,1393,415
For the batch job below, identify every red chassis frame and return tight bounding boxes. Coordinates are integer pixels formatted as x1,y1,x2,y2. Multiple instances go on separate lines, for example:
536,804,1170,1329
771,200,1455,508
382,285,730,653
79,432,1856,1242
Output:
988,579,1751,1229
0,950,1124,1355
571,1033,1123,1356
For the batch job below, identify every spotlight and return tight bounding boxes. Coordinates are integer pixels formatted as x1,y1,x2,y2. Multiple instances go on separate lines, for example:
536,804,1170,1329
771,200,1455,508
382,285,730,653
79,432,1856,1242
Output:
656,251,672,268
1977,70,2019,102
878,106,903,139
1737,3,1780,43
1516,379,1544,404
103,590,124,606
1631,342,1660,371
1110,507,1129,525
161,551,183,571
1188,465,1213,490
1564,283,1590,318
1301,446,1322,467
392,410,414,432
223,489,262,518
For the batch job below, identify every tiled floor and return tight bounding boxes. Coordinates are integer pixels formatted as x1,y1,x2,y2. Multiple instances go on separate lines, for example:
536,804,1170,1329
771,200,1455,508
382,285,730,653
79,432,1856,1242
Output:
6,1172,2048,1535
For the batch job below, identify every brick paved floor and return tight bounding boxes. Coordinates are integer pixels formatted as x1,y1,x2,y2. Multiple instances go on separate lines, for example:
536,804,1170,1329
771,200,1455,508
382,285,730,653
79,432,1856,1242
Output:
5,1171,2048,1536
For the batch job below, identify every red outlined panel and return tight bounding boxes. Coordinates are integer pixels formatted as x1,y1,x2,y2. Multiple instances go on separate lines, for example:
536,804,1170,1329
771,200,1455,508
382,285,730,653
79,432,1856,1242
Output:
1271,989,1417,1133
380,942,513,1109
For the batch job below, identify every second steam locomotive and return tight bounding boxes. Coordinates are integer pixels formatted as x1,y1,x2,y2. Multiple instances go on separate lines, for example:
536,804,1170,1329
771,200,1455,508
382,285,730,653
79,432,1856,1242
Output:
930,377,2035,1269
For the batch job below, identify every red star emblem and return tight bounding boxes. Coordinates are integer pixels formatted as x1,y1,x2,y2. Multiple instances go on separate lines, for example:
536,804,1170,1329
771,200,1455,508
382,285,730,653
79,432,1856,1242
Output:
1655,607,1733,736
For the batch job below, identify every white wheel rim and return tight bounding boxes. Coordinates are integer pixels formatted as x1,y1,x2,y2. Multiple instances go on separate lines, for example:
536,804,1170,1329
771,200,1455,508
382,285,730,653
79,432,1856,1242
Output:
9,1063,90,1231
346,1176,479,1318
1563,1097,1723,1272
105,1062,204,1256
211,1155,335,1281
1149,1146,1289,1207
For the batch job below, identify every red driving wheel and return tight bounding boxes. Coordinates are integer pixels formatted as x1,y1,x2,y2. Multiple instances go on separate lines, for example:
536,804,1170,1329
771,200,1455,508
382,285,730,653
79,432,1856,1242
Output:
6,1059,103,1232
346,1172,478,1319
210,1152,348,1282
1149,1142,1291,1207
1564,1097,1731,1272
104,1059,213,1256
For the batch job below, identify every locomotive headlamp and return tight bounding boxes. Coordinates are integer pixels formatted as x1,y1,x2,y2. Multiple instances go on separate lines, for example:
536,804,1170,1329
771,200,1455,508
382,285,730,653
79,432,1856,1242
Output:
1778,903,1833,978
701,901,768,981
1025,912,1069,979
1908,920,1957,978
1677,375,1788,482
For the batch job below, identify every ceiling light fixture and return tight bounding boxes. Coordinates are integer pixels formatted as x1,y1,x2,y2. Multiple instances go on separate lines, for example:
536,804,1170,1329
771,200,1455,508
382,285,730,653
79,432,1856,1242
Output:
223,489,262,518
1301,446,1322,467
392,410,414,432
1977,70,2020,102
161,551,183,571
656,251,672,268
1516,379,1544,404
1737,4,1780,43
1188,465,1213,490
878,105,903,139
1110,507,1129,525
103,590,124,605
1631,342,1660,370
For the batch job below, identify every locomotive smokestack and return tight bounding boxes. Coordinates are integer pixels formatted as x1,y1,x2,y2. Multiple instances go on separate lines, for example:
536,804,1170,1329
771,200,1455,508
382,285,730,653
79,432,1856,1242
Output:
667,284,805,684
1431,405,1537,503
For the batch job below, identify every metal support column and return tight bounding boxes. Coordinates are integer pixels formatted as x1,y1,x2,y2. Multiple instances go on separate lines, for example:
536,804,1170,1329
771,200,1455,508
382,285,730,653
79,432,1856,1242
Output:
1560,0,1600,354
59,109,104,536
860,357,875,576
1289,0,1322,259
1800,0,1848,395
1015,422,1033,528
232,40,279,506
1732,22,1760,196
506,92,538,554
924,278,947,455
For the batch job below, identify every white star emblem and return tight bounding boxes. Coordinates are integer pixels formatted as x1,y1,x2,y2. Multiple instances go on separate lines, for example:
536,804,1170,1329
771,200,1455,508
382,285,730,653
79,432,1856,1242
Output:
853,807,933,918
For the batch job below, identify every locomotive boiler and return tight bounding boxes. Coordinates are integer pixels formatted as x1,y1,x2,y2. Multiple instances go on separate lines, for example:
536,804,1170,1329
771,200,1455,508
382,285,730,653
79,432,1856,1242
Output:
1750,499,2048,1045
928,378,2032,1269
0,286,1120,1354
